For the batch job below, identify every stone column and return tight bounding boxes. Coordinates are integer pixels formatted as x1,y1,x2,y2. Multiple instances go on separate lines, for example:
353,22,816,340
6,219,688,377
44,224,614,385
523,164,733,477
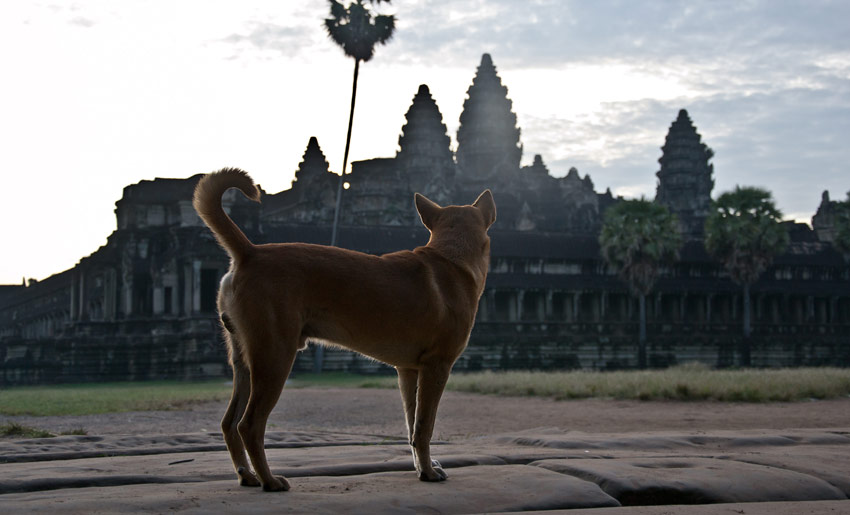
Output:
478,290,489,321
572,292,581,322
103,268,116,321
600,291,607,320
70,275,77,322
192,260,202,314
183,263,193,315
732,293,738,322
806,296,815,322
516,290,525,322
830,296,838,324
487,289,496,322
655,292,662,321
153,284,164,315
545,290,554,320
78,272,86,320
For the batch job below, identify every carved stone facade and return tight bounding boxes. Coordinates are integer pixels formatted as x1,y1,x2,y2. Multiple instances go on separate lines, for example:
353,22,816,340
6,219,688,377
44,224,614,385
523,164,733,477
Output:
2,55,848,384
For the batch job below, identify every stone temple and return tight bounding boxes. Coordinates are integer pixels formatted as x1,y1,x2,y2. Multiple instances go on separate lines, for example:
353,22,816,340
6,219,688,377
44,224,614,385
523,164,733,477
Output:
1,54,848,384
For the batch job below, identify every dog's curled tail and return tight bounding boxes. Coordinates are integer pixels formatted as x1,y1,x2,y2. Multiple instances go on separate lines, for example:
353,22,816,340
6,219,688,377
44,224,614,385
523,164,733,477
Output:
193,168,260,262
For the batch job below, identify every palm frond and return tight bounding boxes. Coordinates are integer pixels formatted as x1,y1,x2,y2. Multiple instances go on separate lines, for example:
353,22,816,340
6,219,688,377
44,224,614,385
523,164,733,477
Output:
324,0,397,62
599,199,682,296
704,185,789,285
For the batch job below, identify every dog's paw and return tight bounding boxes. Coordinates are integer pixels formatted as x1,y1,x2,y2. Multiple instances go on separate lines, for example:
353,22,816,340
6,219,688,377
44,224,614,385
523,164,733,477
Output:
417,464,448,482
237,467,261,487
262,475,291,492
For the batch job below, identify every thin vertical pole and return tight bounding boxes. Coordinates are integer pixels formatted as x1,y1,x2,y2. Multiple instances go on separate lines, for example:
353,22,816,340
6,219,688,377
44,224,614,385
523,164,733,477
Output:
316,58,361,375
330,58,360,248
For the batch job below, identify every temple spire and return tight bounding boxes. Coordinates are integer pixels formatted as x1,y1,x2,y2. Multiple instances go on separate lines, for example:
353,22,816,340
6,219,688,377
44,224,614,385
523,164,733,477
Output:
396,84,455,192
456,53,522,181
655,109,714,240
292,136,331,190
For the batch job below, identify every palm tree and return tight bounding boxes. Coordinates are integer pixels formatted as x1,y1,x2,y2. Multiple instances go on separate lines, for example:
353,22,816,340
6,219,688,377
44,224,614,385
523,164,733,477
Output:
317,1,394,374
324,0,395,248
599,199,682,369
704,186,789,366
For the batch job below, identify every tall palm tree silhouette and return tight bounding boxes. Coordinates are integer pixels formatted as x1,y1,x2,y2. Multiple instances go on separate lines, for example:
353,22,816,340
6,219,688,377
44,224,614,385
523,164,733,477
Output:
705,186,789,366
316,1,395,373
324,0,395,248
599,199,681,369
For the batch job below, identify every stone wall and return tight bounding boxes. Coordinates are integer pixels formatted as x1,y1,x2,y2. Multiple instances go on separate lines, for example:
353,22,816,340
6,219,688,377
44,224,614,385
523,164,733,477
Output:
1,317,226,385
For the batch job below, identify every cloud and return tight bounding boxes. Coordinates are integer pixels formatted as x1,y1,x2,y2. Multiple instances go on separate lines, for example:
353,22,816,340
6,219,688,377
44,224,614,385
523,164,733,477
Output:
387,1,850,73
525,98,677,200
210,0,850,223
384,0,850,221
693,85,850,218
522,82,849,221
69,16,95,28
220,21,319,59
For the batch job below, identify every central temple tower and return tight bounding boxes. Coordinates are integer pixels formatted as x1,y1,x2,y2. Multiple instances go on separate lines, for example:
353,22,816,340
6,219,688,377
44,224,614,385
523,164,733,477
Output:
455,54,522,183
655,109,715,240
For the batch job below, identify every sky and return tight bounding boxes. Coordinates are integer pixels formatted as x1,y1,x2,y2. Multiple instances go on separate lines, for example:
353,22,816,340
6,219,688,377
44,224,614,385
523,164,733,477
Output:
1,0,849,284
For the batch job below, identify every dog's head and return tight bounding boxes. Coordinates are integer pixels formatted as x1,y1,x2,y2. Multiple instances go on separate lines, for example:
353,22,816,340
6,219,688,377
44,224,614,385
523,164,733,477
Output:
414,190,496,263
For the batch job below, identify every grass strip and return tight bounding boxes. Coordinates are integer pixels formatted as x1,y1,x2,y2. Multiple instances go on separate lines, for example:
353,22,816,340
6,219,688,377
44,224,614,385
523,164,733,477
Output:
2,366,849,417
442,364,850,402
0,422,55,438
0,380,232,416
288,365,850,402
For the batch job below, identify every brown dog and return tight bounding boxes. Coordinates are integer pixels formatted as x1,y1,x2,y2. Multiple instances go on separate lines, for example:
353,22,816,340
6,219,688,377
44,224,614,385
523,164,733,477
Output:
192,168,495,491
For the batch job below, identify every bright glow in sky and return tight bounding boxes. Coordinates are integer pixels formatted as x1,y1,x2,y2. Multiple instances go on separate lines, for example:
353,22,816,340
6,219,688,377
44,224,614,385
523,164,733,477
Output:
1,1,849,284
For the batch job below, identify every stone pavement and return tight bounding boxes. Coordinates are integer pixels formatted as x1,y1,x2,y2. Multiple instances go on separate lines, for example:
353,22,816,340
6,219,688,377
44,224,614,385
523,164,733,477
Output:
1,427,848,513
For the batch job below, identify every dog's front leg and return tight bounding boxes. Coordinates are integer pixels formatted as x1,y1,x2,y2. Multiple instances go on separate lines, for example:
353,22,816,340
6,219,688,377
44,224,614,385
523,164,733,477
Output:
397,367,418,438
396,367,418,458
412,364,451,481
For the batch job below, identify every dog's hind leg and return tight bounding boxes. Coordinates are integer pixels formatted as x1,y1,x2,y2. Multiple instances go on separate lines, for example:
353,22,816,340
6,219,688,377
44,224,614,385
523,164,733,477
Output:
412,363,452,482
238,331,297,492
221,355,260,487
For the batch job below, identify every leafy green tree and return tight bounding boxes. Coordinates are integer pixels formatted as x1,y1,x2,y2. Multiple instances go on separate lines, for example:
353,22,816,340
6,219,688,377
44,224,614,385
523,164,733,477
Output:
599,199,682,369
704,186,789,365
325,0,395,248
318,0,394,373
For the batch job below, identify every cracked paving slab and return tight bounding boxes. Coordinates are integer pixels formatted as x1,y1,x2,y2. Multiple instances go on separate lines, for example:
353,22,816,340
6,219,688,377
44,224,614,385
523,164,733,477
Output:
1,427,849,513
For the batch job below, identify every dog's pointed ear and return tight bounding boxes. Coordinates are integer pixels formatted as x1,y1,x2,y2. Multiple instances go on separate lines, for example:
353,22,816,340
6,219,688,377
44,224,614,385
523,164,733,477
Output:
415,192,441,230
473,190,496,228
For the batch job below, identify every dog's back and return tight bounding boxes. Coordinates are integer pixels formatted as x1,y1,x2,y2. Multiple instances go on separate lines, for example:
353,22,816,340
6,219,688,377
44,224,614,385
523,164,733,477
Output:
232,242,482,367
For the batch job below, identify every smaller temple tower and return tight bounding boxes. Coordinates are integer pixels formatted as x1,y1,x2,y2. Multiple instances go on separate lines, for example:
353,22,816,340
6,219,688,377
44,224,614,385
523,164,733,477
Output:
263,137,337,224
396,84,455,199
812,190,839,243
455,54,522,183
655,109,715,240
292,136,332,194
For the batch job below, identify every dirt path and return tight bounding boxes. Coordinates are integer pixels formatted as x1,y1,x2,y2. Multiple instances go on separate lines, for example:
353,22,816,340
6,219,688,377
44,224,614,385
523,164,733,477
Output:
4,387,850,439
